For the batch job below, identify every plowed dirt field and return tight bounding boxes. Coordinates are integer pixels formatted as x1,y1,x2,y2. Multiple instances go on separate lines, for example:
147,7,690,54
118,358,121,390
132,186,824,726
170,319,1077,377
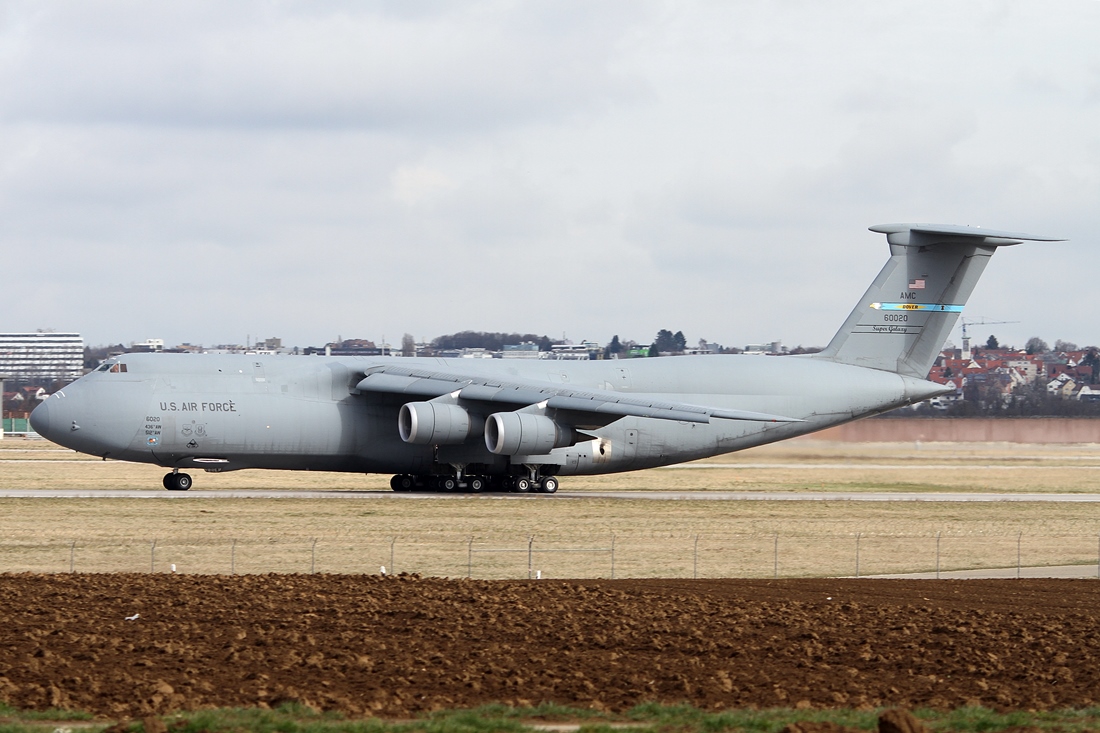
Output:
2,574,1098,718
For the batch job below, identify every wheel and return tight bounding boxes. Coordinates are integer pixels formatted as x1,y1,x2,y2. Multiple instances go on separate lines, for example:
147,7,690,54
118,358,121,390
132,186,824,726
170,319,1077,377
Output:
390,474,415,492
167,473,192,491
514,477,533,493
537,476,559,494
440,477,458,491
162,473,173,490
469,477,485,492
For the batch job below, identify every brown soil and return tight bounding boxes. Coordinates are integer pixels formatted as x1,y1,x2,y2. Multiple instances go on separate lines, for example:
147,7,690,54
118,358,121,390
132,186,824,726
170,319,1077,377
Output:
2,574,1099,718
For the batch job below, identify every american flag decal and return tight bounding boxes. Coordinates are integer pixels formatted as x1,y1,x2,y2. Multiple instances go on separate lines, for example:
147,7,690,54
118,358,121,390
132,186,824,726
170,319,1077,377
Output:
908,278,926,289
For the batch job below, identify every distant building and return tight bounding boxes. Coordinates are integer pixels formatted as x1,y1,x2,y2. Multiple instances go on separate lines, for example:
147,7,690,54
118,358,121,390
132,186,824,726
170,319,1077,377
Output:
130,338,164,352
459,348,494,359
687,340,722,355
502,342,540,359
548,342,598,360
304,339,382,357
743,341,784,355
0,332,84,385
1078,385,1100,403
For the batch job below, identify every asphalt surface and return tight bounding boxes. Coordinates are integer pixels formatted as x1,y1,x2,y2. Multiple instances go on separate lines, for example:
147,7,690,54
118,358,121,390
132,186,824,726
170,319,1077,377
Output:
5,488,1100,501
864,564,1100,579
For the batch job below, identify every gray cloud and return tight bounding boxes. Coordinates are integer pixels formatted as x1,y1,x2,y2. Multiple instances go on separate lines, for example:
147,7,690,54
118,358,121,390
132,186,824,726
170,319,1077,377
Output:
2,1,1098,351
0,2,646,131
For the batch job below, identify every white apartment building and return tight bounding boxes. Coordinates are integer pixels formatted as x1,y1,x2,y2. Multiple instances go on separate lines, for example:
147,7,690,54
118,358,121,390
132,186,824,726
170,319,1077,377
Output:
0,332,84,384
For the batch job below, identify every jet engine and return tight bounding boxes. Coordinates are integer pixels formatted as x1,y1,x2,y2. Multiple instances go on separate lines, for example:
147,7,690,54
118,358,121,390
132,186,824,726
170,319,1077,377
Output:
484,412,575,456
399,402,479,445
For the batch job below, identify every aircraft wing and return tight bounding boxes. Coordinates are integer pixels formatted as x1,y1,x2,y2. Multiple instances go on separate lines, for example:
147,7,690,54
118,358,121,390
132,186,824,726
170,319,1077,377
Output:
354,364,802,426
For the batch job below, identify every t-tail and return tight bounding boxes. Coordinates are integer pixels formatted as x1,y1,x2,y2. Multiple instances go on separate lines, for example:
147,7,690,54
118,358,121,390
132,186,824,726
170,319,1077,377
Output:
814,223,1063,378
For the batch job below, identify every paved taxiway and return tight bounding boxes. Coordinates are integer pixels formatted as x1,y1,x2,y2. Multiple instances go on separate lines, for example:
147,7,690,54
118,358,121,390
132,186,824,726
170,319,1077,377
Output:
5,489,1100,501
865,564,1100,579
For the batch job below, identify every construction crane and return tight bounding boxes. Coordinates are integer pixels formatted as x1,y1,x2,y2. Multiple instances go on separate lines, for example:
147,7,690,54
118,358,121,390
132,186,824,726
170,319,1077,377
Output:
959,317,1020,359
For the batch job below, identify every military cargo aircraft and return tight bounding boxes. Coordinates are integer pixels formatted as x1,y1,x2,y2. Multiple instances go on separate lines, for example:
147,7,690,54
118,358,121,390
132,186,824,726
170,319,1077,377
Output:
30,223,1060,493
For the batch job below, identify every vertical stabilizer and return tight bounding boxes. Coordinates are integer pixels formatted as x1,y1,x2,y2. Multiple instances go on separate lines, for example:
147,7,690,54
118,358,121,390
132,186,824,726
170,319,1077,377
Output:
814,224,1062,378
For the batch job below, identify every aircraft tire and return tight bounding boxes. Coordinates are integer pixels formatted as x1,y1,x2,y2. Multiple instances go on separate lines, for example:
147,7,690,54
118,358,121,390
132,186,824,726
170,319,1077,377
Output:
469,476,486,492
167,473,193,491
390,474,415,492
537,476,559,494
440,477,458,492
162,473,173,490
514,477,533,493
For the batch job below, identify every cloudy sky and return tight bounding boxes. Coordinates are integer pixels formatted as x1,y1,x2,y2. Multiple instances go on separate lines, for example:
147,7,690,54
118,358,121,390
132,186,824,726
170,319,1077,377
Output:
2,1,1097,351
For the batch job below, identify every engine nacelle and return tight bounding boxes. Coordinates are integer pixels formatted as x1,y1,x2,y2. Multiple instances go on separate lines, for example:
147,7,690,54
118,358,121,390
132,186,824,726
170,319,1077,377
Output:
399,402,476,445
484,412,574,456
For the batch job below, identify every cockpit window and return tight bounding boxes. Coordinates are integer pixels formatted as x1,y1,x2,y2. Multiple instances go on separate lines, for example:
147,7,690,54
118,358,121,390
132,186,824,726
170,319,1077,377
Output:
107,363,128,373
96,363,110,372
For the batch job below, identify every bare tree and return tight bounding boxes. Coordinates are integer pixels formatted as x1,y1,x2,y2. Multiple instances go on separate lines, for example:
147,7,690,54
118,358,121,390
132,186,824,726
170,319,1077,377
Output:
1025,337,1048,355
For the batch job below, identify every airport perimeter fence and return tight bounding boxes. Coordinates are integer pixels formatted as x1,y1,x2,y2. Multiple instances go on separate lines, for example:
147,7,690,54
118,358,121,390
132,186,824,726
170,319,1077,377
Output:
5,531,1100,578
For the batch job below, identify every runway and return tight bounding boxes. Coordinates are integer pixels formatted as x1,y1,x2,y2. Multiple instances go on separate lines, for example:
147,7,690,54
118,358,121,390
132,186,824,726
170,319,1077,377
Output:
5,460,1100,470
5,488,1100,501
862,564,1100,579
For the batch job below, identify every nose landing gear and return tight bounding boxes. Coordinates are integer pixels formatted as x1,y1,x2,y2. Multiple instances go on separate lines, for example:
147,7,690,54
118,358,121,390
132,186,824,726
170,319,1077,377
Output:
163,471,192,491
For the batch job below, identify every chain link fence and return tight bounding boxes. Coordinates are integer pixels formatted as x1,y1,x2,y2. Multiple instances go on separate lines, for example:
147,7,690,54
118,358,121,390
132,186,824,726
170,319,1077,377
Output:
4,531,1100,578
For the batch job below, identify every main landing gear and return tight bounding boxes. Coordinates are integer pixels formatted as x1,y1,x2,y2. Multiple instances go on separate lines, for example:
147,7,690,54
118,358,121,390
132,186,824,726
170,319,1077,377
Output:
163,471,192,491
500,475,558,494
389,472,558,494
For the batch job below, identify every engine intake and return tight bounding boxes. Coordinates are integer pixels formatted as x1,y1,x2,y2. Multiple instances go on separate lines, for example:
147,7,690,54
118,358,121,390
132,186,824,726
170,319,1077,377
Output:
399,402,478,445
485,412,574,456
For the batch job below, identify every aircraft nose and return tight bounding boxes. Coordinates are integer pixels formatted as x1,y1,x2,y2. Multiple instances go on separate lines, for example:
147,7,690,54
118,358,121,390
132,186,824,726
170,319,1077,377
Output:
29,400,50,436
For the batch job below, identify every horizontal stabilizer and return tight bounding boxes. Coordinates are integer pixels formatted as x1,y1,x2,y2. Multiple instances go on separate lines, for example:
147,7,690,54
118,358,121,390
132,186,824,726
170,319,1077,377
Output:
869,223,1064,247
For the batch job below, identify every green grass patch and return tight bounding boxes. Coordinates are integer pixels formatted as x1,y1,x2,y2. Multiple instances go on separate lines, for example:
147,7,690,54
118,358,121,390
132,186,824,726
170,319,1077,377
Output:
624,703,881,731
933,705,1100,732
6,704,1100,733
0,701,95,721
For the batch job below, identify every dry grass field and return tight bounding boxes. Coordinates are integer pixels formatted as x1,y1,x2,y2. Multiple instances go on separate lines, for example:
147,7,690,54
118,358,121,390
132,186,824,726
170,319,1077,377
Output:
4,436,1100,493
3,436,1100,578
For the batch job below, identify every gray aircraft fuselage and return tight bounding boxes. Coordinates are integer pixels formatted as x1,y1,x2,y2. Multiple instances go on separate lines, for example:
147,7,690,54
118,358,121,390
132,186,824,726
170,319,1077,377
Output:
29,223,1062,491
30,351,941,475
